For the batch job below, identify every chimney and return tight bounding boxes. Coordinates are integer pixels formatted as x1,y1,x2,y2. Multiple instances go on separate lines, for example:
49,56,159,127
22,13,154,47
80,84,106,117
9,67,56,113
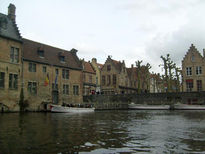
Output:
203,49,205,57
70,48,78,55
8,4,16,23
131,64,133,68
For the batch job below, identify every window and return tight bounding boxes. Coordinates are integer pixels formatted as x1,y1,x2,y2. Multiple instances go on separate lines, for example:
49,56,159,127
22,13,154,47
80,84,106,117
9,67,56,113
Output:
83,74,86,81
60,56,65,62
134,81,136,87
107,65,111,71
62,69,69,79
102,75,106,86
52,83,58,90
63,84,69,95
42,66,47,73
197,80,202,91
186,67,192,76
73,85,79,95
28,82,37,94
55,69,59,75
29,63,36,72
107,75,111,85
113,74,116,85
9,74,18,89
96,77,98,85
196,66,202,75
89,75,92,83
38,50,44,58
0,72,5,88
10,47,19,63
191,55,195,62
186,80,193,92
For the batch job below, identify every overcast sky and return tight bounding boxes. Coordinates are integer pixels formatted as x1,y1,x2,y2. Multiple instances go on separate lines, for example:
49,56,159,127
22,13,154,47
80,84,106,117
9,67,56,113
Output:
1,0,205,73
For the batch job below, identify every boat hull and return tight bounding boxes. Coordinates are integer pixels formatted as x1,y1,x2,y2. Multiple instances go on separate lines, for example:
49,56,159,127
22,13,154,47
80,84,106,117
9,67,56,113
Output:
50,105,95,113
128,104,170,110
174,104,205,110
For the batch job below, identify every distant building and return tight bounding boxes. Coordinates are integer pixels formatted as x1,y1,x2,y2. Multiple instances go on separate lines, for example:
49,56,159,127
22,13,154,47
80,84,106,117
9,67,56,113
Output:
127,64,151,93
81,60,96,95
101,56,131,94
150,73,163,93
126,65,138,93
0,4,23,111
182,44,205,92
91,58,103,93
23,39,83,110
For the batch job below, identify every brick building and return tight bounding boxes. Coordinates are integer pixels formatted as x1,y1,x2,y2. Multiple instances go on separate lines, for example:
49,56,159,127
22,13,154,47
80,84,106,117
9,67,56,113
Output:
0,4,23,111
91,58,103,93
101,56,131,94
81,60,96,95
23,39,83,110
182,44,205,92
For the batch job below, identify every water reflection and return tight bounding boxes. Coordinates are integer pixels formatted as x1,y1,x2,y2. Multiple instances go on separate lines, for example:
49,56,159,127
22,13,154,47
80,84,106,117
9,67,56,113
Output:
0,111,205,153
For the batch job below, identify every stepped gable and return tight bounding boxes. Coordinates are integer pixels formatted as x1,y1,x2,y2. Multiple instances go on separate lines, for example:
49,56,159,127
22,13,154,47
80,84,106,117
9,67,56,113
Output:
23,38,82,70
182,44,203,63
83,61,95,74
0,13,22,42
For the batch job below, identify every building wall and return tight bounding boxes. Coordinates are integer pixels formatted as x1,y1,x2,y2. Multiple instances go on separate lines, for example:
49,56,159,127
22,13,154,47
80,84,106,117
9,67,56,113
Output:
83,71,96,95
23,61,83,111
101,58,130,94
182,45,205,92
91,58,101,92
0,37,22,111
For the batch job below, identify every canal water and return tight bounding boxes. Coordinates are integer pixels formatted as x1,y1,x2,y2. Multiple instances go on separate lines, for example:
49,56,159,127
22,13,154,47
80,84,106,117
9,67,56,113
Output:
1,110,205,153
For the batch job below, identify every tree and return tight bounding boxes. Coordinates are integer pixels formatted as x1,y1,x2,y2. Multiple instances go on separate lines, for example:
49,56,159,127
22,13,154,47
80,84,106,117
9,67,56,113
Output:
160,54,181,92
160,54,169,92
135,60,142,94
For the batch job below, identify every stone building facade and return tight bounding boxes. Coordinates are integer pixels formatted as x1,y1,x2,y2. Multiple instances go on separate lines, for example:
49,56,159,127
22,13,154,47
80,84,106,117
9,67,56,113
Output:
91,58,103,93
23,39,83,110
149,73,163,93
126,65,151,93
0,4,23,111
101,56,131,94
182,44,205,92
82,60,96,95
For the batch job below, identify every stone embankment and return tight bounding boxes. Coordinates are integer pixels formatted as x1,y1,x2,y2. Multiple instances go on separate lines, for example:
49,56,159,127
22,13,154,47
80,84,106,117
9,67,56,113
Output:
83,92,205,110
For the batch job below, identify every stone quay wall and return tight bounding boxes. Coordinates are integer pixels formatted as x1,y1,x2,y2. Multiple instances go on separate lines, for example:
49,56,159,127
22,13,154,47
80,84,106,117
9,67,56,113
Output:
83,92,205,110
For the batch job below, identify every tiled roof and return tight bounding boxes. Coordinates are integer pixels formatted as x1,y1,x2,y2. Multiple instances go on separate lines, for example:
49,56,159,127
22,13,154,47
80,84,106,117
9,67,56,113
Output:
0,13,22,42
83,61,95,74
97,63,103,69
23,38,82,70
127,67,138,79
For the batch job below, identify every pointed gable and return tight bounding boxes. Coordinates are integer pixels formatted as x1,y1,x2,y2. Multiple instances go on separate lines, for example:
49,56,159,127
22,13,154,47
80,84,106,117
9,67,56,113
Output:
83,61,95,74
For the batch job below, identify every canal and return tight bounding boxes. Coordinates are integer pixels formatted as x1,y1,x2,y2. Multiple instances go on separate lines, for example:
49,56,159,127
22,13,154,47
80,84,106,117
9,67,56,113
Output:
0,110,205,153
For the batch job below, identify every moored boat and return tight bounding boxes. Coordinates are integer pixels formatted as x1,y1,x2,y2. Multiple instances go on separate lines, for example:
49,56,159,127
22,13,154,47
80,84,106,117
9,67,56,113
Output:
128,103,170,110
173,104,205,110
50,104,95,113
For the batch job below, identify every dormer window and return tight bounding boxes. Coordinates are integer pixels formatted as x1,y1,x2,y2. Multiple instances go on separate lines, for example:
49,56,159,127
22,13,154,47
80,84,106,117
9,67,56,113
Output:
37,49,44,58
60,56,65,62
